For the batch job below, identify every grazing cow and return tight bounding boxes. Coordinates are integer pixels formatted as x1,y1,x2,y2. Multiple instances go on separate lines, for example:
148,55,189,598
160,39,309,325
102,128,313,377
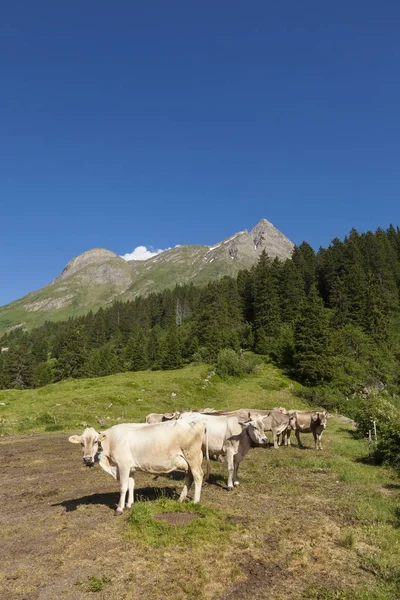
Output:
69,419,205,514
261,410,293,449
178,412,268,490
288,411,328,449
145,412,180,424
199,408,292,450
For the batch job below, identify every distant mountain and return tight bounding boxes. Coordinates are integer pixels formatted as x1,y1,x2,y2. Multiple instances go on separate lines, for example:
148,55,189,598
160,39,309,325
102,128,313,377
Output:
0,219,294,333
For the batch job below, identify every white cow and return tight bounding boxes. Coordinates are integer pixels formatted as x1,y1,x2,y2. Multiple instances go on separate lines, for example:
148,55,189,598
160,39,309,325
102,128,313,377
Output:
178,412,268,490
69,419,205,514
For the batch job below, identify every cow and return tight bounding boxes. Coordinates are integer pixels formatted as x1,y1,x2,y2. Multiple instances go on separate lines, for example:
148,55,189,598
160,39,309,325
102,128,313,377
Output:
145,412,180,424
287,410,328,449
178,412,268,490
195,408,291,449
259,410,294,449
69,419,205,514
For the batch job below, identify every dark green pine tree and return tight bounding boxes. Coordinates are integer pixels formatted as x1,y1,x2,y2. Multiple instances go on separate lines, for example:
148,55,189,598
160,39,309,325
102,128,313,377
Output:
293,284,332,386
292,242,317,295
194,283,226,358
2,341,34,389
363,272,391,343
85,349,103,378
32,360,55,388
161,325,183,370
252,251,281,353
87,308,107,349
147,325,164,370
56,323,88,380
279,259,306,324
99,344,120,376
125,328,148,371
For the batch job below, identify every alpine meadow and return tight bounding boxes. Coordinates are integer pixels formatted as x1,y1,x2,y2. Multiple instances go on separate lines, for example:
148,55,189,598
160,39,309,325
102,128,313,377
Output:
1,223,400,600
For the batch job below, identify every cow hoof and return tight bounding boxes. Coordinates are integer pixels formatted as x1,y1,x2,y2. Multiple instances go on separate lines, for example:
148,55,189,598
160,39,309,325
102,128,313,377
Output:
115,508,123,516
227,485,234,491
233,481,239,487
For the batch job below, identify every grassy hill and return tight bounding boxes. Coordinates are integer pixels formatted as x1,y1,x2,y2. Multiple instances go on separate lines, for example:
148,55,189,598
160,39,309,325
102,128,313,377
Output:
0,362,304,435
0,363,399,599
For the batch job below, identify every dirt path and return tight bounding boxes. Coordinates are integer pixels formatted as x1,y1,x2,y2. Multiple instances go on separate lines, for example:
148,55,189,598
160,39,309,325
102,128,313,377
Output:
0,430,398,599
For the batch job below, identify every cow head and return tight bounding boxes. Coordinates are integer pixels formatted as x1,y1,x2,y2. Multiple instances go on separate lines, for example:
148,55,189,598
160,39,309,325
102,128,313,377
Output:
288,411,297,429
313,411,327,429
243,418,269,447
163,412,180,421
68,427,106,467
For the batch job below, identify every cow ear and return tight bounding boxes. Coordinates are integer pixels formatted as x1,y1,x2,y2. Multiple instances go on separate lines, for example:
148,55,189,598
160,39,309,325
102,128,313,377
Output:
98,433,107,442
311,412,318,421
69,435,81,444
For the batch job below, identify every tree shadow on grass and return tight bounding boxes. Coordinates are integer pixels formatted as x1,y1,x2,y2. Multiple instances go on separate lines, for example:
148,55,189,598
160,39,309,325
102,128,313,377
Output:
53,486,178,512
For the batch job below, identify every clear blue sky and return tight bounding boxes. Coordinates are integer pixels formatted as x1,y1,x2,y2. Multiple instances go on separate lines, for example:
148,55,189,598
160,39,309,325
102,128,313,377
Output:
1,1,399,306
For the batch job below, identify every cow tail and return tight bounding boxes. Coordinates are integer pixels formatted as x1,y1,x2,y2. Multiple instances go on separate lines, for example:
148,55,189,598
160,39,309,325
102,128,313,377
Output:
205,423,210,481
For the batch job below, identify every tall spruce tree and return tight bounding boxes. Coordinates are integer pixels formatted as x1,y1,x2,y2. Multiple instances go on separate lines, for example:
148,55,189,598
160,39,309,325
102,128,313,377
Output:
293,284,332,385
252,251,281,353
125,328,148,371
161,325,183,370
57,323,87,380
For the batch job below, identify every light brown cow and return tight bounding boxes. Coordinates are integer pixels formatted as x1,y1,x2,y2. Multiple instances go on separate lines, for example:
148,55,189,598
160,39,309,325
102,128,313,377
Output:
178,412,268,489
69,419,205,514
288,410,328,449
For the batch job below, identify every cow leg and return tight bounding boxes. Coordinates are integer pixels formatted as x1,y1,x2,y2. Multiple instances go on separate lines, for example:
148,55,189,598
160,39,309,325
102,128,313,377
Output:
226,447,235,490
115,465,130,515
233,454,241,487
191,464,204,503
273,430,279,449
295,430,303,449
313,430,318,450
316,432,323,450
126,475,135,508
179,470,194,502
286,429,291,447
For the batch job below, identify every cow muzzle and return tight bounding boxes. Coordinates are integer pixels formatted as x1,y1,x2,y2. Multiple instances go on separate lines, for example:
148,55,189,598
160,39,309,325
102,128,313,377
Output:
83,456,95,466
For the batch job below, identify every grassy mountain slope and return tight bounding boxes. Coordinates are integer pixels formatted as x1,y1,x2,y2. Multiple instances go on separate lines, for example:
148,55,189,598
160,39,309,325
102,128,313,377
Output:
0,219,294,334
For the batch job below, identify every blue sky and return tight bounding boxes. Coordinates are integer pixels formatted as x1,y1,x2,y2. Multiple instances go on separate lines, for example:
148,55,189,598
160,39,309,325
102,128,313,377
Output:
1,1,399,306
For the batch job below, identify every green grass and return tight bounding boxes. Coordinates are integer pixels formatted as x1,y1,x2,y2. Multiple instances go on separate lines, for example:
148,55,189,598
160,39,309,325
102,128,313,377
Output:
0,362,399,599
127,498,235,548
0,362,307,435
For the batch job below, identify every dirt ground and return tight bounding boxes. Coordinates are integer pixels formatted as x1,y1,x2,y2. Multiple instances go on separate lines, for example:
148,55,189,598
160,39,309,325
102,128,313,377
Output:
0,430,397,600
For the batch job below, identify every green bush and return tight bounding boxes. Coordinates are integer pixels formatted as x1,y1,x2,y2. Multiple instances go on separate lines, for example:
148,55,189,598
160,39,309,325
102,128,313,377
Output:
351,396,399,438
215,349,259,379
216,349,242,378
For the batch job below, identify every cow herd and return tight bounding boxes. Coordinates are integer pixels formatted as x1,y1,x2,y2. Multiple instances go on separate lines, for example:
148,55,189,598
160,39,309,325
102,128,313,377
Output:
69,407,327,515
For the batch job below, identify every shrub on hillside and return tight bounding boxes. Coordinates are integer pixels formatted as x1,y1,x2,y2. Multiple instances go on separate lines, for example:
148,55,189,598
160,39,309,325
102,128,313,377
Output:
215,349,259,379
375,428,400,471
351,395,399,438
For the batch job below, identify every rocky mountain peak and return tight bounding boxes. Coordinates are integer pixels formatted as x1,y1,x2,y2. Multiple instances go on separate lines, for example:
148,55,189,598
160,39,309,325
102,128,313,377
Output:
54,248,122,282
250,218,294,258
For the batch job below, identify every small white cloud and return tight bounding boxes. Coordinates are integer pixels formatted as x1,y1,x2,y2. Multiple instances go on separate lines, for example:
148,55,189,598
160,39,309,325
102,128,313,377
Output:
120,246,165,261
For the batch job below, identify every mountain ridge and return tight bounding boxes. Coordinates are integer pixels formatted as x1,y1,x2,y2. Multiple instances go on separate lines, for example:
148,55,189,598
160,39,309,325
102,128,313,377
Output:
0,218,294,333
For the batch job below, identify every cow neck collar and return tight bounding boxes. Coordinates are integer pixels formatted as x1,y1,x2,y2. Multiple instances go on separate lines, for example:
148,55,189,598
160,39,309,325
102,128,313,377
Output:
96,441,103,460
